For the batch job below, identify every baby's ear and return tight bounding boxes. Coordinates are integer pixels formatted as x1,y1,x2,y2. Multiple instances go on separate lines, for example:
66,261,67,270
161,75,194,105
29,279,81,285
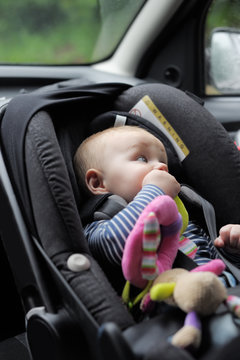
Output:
85,169,108,195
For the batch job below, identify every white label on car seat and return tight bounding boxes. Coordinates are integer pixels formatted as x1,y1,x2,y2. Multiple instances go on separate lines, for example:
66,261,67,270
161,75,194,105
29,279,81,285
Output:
130,95,189,161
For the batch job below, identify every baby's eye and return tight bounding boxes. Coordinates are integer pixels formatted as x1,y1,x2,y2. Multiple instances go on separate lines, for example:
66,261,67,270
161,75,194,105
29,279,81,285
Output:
137,156,147,162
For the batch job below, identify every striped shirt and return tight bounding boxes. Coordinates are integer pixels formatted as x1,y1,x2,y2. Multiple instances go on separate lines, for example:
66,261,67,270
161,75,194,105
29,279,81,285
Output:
84,184,237,287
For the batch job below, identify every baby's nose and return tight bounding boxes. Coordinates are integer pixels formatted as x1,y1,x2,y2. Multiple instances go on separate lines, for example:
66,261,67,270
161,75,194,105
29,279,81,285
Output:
154,163,168,172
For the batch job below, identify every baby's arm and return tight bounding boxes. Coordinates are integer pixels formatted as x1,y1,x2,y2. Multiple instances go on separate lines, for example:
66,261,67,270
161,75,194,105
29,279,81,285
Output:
85,185,165,266
214,224,240,252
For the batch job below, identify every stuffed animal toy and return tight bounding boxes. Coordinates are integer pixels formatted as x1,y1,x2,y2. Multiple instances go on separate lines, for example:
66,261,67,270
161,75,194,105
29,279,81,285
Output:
141,259,240,349
122,194,194,289
121,195,240,349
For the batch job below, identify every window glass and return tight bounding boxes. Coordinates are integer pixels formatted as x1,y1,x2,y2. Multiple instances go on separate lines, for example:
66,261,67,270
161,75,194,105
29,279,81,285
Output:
205,0,240,95
0,0,145,65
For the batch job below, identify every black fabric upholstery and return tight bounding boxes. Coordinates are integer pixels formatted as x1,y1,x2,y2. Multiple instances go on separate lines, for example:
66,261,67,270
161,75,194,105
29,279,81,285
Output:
25,111,86,255
0,334,30,360
114,83,240,230
202,334,240,360
25,111,134,330
1,82,131,232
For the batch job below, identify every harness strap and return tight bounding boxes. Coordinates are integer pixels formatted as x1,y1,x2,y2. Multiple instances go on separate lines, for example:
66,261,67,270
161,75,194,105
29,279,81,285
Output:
79,193,127,226
180,185,217,241
181,185,240,282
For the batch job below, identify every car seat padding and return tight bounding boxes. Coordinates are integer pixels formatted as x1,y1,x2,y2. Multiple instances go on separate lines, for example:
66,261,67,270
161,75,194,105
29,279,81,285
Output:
113,83,240,230
24,110,134,330
1,82,131,226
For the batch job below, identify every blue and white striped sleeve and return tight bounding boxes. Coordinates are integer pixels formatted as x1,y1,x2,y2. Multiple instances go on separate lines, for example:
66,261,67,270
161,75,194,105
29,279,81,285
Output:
84,185,165,267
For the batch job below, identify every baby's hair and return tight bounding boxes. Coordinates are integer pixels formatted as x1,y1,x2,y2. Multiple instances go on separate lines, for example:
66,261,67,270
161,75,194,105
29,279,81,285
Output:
74,125,148,193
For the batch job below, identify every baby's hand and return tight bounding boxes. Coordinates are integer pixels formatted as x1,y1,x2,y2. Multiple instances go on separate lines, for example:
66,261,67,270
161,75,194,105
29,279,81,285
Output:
142,169,180,199
214,224,240,253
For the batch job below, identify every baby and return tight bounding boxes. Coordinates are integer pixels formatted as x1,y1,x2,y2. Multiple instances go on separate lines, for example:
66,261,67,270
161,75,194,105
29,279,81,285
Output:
75,125,179,201
74,125,238,289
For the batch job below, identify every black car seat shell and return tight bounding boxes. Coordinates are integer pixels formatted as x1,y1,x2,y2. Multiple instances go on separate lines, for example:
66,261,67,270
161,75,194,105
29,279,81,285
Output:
1,81,240,360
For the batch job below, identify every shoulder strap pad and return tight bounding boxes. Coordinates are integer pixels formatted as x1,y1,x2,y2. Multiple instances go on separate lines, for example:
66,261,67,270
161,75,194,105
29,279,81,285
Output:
80,193,128,226
94,195,128,221
180,184,217,240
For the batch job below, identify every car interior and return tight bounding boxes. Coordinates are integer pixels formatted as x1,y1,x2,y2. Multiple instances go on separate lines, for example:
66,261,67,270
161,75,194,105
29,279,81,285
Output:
1,80,240,360
0,0,240,359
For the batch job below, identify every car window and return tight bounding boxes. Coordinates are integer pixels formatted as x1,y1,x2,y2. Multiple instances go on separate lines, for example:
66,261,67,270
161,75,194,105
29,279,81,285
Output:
0,0,146,65
205,0,240,95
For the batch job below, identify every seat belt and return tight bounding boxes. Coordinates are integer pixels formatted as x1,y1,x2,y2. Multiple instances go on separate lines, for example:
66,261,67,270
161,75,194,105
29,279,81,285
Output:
181,185,240,281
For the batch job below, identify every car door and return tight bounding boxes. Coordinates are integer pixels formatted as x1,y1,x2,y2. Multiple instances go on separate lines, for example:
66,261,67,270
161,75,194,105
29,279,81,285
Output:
132,0,240,144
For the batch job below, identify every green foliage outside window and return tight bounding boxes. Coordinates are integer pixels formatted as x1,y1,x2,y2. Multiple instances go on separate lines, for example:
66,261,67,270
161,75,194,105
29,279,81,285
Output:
206,0,240,39
0,0,100,64
205,0,240,95
0,0,145,64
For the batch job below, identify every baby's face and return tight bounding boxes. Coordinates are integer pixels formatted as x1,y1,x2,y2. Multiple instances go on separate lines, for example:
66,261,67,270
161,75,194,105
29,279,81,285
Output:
100,128,168,202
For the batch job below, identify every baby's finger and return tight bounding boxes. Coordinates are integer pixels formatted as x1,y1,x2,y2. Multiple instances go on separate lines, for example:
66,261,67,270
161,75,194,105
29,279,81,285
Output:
219,224,234,242
229,225,240,249
214,236,224,248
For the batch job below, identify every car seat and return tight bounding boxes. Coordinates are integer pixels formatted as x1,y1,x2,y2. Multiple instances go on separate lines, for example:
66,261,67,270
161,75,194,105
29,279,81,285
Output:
0,81,240,360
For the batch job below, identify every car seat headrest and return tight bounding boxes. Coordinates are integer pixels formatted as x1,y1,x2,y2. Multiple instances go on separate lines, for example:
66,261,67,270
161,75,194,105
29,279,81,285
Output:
112,83,240,230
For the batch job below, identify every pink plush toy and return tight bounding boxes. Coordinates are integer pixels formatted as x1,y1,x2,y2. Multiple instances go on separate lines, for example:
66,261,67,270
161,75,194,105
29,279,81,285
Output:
122,195,182,289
